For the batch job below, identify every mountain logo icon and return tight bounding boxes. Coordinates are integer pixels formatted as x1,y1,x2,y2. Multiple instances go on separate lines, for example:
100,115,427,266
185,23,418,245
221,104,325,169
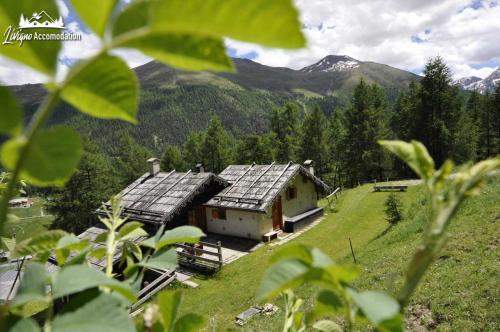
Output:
19,11,64,29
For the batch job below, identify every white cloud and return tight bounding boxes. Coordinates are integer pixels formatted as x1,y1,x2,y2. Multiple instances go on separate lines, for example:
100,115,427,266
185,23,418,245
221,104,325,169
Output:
227,0,500,79
1,0,499,85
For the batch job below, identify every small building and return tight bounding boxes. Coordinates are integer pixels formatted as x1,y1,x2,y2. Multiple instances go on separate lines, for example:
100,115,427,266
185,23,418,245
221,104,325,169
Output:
8,198,32,208
95,159,228,232
204,161,331,241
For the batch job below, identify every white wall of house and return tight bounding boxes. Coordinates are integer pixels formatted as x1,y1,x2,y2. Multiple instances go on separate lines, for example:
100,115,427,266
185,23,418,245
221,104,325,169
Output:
281,174,317,218
205,174,320,240
205,207,272,240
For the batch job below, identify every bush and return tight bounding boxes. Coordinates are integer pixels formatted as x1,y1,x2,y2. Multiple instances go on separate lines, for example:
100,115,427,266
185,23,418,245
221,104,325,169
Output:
384,193,403,225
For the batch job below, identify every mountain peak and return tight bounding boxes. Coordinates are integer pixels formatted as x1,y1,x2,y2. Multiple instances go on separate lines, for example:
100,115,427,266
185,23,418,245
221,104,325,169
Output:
300,55,361,73
456,67,500,93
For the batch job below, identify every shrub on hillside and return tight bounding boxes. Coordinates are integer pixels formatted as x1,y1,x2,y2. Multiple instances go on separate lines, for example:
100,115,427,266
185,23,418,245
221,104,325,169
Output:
384,193,403,225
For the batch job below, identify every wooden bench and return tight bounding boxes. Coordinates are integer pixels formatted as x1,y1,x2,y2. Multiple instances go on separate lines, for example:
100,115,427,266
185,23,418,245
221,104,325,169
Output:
373,185,408,192
283,207,324,233
262,230,280,242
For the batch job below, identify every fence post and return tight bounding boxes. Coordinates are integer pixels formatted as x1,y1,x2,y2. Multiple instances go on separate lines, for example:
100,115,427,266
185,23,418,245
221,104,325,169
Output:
349,238,357,264
217,241,222,268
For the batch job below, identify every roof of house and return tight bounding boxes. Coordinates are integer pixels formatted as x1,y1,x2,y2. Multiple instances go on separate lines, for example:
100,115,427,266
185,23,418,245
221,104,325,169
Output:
204,163,331,212
45,226,148,273
96,171,228,224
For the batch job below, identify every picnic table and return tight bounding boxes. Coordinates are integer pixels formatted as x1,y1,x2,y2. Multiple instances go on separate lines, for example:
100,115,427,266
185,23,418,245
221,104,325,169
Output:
373,185,408,192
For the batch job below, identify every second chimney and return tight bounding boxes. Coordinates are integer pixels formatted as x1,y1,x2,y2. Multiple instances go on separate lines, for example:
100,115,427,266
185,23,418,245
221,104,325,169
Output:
148,158,160,176
303,160,314,176
195,163,205,173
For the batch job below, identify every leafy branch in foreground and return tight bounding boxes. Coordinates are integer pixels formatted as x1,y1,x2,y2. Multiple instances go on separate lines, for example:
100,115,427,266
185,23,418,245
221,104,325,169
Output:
258,140,499,331
0,0,305,331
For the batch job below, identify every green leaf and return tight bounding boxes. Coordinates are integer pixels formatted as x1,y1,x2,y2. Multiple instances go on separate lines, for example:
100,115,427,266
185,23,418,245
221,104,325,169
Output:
112,0,151,37
0,86,23,135
312,290,344,319
324,265,360,284
52,265,136,302
270,244,315,265
257,259,309,300
154,226,205,249
348,290,400,327
378,314,404,332
70,0,117,37
0,127,82,187
117,32,234,72
150,0,305,48
12,262,48,307
1,236,16,252
157,290,181,331
0,0,61,75
60,54,139,123
117,221,147,241
378,140,435,180
174,313,205,332
52,290,135,332
5,315,40,332
14,230,68,258
138,247,177,271
313,320,343,332
54,234,88,265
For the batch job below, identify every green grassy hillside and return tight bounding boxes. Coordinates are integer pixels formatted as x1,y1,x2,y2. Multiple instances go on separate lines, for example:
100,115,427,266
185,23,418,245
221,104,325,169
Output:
2,198,53,249
175,178,499,331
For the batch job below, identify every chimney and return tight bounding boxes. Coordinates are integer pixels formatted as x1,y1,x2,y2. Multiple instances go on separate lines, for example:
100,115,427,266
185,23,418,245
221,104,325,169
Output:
303,160,314,176
195,163,205,173
148,158,160,176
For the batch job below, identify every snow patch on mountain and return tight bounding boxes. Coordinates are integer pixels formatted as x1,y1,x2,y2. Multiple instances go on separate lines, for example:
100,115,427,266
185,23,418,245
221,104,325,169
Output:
300,55,360,73
455,67,500,93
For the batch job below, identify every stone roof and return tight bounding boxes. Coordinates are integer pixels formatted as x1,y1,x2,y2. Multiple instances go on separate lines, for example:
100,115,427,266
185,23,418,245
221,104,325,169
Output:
204,163,331,212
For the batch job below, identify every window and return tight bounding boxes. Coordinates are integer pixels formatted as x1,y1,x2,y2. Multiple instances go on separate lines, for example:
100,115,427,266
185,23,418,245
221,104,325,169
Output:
212,208,227,220
218,208,227,220
286,186,297,200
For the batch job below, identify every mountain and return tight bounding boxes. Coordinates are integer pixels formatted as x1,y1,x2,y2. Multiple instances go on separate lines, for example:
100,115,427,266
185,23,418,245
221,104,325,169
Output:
9,55,419,153
455,76,482,89
300,55,360,73
455,67,500,93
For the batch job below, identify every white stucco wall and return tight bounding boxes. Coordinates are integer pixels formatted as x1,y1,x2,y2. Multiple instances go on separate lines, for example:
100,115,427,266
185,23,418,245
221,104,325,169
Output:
205,174,319,240
206,207,271,240
281,174,317,218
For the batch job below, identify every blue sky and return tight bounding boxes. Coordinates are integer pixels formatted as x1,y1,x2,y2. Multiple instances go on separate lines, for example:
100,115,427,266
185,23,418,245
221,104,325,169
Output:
0,0,499,84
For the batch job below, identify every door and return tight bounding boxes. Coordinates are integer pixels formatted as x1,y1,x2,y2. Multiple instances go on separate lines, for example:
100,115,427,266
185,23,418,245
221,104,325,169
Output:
187,206,207,232
272,195,283,230
195,206,207,231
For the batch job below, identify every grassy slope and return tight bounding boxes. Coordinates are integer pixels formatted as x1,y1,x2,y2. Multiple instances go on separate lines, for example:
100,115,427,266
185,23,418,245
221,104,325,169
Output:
176,179,499,331
3,198,53,247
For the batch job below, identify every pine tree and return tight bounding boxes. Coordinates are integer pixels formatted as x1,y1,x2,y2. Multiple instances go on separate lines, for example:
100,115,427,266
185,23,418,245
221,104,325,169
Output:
270,102,301,162
327,108,347,187
343,80,391,185
182,131,205,169
416,57,462,166
384,193,402,225
114,132,152,185
161,144,185,171
201,115,231,173
300,106,329,176
477,85,500,159
234,134,275,164
47,139,120,233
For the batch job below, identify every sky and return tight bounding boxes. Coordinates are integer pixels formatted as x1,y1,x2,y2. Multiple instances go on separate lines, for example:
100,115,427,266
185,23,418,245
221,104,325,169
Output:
1,0,499,85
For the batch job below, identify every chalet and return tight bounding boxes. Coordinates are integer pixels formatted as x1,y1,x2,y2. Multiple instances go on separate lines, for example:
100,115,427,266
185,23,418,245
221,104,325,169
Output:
204,161,331,241
8,198,32,208
95,159,228,232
